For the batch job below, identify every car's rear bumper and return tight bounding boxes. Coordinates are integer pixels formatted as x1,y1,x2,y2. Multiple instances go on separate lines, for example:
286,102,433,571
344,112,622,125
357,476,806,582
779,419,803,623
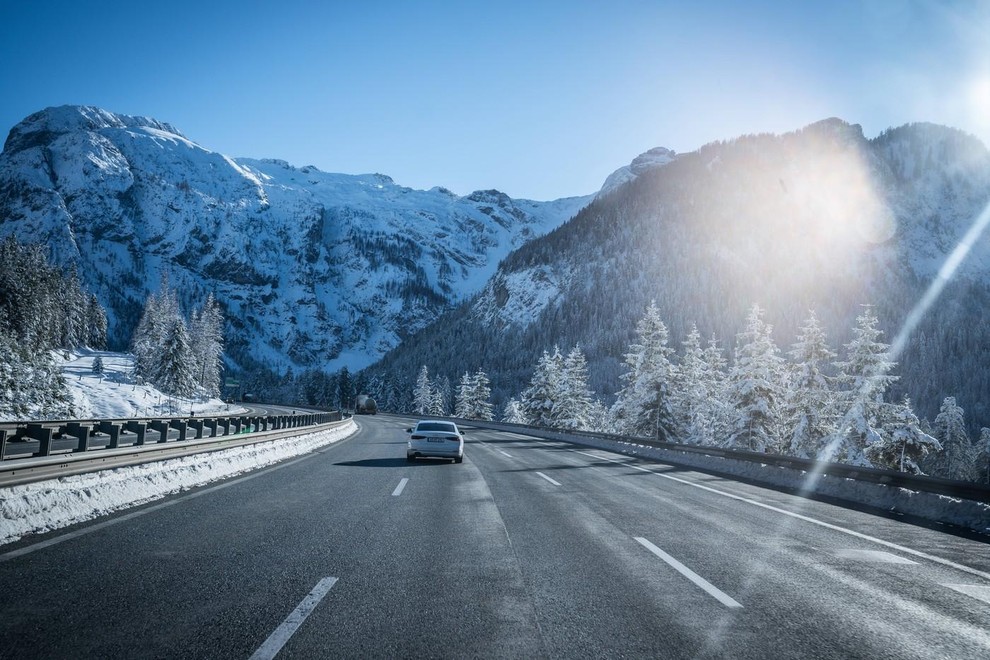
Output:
407,443,463,458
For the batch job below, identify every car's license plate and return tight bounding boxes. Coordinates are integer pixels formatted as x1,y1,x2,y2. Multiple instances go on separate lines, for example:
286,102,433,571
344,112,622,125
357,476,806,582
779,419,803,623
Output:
427,438,444,442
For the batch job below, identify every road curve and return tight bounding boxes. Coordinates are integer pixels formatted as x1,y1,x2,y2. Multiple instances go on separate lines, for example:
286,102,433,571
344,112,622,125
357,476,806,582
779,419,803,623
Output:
1,414,988,658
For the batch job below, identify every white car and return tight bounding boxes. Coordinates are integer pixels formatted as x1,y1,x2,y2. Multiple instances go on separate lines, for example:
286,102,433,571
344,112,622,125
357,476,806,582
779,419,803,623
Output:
406,420,464,463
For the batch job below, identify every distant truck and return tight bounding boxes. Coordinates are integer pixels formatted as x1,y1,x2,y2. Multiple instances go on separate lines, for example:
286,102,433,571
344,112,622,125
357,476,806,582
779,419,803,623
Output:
355,394,378,415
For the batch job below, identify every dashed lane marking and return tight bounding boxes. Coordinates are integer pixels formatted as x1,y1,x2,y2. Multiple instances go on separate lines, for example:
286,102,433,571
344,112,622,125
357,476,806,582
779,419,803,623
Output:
635,537,742,608
535,471,562,486
249,577,338,660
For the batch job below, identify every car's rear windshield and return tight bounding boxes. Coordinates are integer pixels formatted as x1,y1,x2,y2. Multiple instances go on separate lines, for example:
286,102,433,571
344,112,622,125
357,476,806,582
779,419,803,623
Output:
417,422,457,433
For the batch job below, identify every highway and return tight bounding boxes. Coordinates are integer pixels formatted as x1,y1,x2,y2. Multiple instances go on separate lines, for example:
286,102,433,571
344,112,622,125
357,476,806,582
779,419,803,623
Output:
1,414,988,658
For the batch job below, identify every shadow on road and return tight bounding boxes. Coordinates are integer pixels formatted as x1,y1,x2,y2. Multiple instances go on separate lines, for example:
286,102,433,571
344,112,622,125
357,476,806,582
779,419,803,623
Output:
334,457,450,468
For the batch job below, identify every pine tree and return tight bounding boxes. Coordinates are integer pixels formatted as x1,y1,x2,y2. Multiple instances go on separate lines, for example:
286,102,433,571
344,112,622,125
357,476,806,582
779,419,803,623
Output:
337,366,353,410
455,372,473,419
610,302,677,440
470,370,494,421
726,304,786,452
975,428,990,485
928,397,975,480
502,398,527,424
413,365,432,415
92,356,105,375
558,345,594,430
827,306,898,465
86,293,108,349
785,312,837,457
866,397,941,473
152,317,197,398
428,376,448,416
672,324,710,443
702,334,731,445
521,347,565,428
189,293,224,397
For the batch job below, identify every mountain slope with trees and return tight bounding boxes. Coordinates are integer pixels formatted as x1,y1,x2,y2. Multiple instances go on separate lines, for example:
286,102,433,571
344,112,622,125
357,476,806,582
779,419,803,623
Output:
361,119,990,441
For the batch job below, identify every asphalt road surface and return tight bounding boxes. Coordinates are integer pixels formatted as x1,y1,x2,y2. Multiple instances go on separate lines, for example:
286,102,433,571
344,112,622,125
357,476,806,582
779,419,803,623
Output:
2,415,989,658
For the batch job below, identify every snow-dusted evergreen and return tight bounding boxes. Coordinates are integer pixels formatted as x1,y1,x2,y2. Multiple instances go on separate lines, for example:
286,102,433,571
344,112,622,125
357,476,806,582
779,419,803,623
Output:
502,398,526,424
784,312,837,457
521,347,566,427
826,307,898,465
188,294,224,397
926,397,976,480
864,397,940,473
557,346,594,430
413,366,432,415
975,428,990,484
454,370,494,421
725,304,787,453
610,302,678,440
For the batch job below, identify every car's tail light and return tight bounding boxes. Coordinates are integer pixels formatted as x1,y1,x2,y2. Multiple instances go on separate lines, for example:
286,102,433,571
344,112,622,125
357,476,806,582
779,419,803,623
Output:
411,435,424,440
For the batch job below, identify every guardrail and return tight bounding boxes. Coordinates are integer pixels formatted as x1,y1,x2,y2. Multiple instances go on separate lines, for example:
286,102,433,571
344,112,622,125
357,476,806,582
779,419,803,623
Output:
436,416,990,504
0,410,343,462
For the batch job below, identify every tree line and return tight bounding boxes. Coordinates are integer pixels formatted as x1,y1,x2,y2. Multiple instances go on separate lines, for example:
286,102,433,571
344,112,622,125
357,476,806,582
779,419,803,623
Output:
400,302,990,483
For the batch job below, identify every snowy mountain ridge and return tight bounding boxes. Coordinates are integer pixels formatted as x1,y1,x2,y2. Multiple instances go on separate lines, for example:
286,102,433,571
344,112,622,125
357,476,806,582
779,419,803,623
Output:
0,105,593,372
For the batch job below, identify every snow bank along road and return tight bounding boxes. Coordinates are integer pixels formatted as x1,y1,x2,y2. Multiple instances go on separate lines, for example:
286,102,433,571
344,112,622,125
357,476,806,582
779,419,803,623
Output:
1,415,989,658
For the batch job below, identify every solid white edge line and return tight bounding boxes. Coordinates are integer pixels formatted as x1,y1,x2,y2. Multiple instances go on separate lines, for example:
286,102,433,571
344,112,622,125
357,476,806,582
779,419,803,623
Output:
392,477,409,497
249,576,338,660
497,449,513,458
635,537,742,608
535,471,562,486
574,450,990,582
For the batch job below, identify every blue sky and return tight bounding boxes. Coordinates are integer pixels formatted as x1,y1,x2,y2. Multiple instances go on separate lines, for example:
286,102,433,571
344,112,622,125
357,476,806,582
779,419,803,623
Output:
2,0,988,200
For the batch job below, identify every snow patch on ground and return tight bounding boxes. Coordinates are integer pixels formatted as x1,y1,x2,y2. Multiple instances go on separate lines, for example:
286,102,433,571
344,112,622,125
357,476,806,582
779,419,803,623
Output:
0,421,357,546
58,349,239,420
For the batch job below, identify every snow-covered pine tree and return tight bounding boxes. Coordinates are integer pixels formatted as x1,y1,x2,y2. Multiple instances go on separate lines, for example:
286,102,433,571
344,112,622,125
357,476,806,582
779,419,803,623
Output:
826,306,898,465
866,397,941,473
725,304,786,452
455,372,473,418
702,334,731,444
470,370,494,421
521,347,565,428
86,293,108,349
151,317,197,398
975,428,990,485
428,375,448,416
558,345,593,430
92,356,105,375
927,396,976,481
502,398,527,424
337,366,353,410
413,366,432,415
610,302,677,440
671,324,710,443
188,293,224,397
785,312,837,457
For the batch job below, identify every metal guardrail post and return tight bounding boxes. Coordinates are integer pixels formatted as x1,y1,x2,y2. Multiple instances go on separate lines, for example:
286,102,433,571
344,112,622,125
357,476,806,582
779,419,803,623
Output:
149,420,169,443
187,419,204,439
169,420,188,441
98,421,121,449
27,424,54,457
204,419,218,437
64,422,91,452
0,429,6,461
231,418,241,434
124,421,146,445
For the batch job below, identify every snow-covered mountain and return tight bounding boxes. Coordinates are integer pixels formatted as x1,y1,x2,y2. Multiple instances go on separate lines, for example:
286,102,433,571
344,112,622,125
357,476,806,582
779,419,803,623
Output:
0,106,592,372
364,119,990,430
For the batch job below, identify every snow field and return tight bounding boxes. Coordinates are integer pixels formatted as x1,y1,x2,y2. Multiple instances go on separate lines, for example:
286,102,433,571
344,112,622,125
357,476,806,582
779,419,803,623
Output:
0,420,357,546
